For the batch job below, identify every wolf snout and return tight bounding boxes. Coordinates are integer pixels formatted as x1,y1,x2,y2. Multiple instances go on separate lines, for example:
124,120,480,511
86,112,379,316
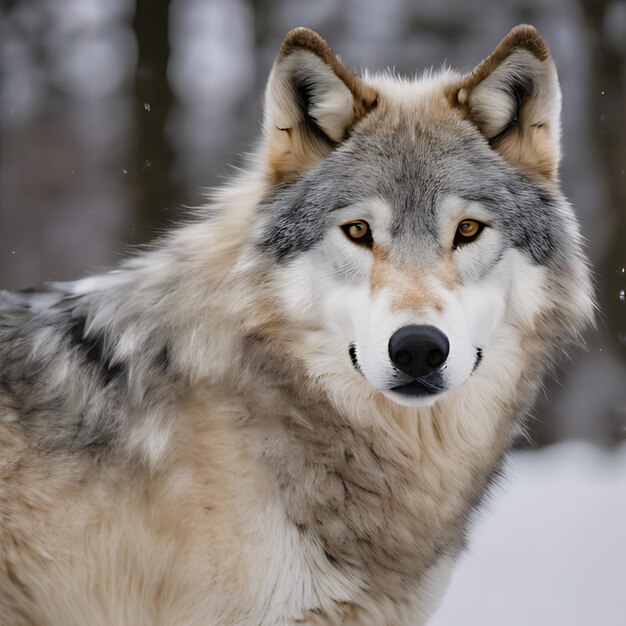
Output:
388,325,450,378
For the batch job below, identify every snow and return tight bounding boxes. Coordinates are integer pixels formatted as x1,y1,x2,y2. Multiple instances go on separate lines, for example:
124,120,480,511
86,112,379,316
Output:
430,441,626,626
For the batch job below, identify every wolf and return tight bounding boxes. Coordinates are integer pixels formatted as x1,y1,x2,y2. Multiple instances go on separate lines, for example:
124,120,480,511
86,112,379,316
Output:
0,25,593,626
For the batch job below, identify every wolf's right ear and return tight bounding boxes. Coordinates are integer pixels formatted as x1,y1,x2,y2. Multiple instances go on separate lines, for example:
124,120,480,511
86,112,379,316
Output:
263,28,378,183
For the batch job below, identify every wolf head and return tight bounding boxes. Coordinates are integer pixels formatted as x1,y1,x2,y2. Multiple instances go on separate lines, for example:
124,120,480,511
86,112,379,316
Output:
235,26,594,410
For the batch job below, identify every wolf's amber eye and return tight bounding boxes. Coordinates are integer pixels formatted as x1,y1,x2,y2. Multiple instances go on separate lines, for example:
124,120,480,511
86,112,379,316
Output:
453,219,485,248
340,220,373,247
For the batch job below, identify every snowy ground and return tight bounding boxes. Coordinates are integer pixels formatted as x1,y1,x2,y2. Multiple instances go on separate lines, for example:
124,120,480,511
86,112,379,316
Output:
430,441,626,626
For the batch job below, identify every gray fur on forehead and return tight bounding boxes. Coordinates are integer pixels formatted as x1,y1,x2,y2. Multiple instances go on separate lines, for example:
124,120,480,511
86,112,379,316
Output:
257,116,568,267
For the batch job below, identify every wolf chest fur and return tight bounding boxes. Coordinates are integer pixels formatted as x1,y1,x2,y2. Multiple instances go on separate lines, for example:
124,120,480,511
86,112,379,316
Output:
0,25,593,626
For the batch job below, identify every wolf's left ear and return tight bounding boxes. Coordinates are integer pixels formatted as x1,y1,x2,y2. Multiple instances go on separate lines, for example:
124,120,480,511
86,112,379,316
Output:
263,28,378,183
452,25,561,181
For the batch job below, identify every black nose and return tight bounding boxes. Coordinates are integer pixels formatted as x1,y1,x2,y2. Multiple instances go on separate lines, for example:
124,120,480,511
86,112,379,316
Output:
388,325,450,378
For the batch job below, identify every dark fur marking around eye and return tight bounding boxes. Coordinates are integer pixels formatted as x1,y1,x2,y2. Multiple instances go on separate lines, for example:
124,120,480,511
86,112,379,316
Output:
452,221,485,249
340,221,373,248
488,73,535,147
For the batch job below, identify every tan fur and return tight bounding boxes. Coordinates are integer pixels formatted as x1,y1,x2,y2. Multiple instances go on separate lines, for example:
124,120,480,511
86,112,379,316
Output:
0,278,537,625
493,113,559,180
267,124,331,185
379,265,444,313
370,242,436,311
435,257,462,292
0,361,516,625
0,399,277,626
371,246,459,313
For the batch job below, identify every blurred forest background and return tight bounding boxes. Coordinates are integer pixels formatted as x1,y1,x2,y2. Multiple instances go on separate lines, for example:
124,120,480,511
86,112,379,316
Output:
1,0,624,446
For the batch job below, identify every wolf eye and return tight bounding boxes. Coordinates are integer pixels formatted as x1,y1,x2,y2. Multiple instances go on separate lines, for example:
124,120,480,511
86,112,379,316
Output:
340,220,373,247
453,219,485,248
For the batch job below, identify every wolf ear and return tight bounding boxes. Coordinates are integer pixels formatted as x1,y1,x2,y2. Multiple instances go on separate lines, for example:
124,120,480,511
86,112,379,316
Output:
263,27,378,183
452,25,561,181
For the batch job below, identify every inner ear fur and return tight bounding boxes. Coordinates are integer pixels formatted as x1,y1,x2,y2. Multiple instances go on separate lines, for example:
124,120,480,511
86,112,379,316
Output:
450,25,562,181
264,27,378,183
